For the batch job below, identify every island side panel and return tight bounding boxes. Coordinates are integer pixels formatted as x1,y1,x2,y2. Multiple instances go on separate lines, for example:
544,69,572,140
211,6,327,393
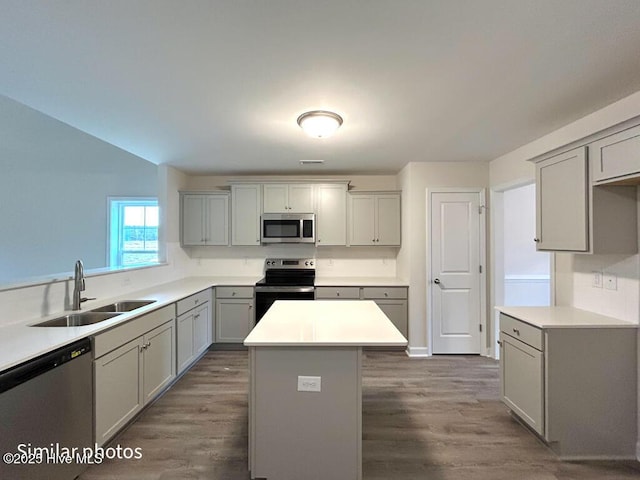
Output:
545,328,637,459
250,346,362,480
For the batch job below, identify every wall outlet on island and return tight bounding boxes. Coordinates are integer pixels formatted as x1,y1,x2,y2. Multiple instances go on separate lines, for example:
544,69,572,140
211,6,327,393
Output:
297,376,321,392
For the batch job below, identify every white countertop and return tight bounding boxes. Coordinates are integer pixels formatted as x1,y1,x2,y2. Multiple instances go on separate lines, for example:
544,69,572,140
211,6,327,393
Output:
496,306,638,329
314,276,408,287
244,300,408,347
0,275,261,372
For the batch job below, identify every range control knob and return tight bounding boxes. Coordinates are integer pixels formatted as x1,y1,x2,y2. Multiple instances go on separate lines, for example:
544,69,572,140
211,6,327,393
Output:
305,261,309,266
310,261,314,266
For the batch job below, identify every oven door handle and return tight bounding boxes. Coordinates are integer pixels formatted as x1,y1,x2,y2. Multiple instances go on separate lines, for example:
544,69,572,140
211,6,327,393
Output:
255,286,316,293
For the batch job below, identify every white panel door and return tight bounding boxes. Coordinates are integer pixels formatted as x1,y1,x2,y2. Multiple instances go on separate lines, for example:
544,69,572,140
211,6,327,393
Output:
431,192,481,354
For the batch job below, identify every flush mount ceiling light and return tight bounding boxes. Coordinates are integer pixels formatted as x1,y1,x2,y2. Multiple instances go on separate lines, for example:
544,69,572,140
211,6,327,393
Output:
297,110,343,138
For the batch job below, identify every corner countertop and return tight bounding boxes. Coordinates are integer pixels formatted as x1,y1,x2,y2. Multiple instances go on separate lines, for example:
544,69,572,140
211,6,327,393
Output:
314,277,409,287
496,306,638,329
0,275,261,372
244,300,408,347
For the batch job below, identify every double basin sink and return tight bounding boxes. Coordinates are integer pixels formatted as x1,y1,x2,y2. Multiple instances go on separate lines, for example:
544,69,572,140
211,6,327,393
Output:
32,300,157,327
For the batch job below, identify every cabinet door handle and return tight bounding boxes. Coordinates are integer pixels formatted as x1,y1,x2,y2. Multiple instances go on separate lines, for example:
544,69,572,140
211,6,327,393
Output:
497,340,502,346
384,292,389,297
194,314,200,319
248,305,253,309
533,238,540,243
513,328,520,336
434,278,441,284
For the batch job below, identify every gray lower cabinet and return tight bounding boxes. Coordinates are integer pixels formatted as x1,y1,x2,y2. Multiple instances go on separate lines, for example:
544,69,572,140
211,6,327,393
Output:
93,305,176,447
362,287,408,338
315,286,408,339
215,286,254,343
499,313,637,458
176,289,212,374
499,316,544,435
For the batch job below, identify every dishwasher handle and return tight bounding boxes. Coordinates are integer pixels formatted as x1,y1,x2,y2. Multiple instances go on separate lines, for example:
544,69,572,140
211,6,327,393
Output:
0,337,91,395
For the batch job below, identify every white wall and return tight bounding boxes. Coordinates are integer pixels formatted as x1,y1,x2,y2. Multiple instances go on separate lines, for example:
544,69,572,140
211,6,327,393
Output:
0,95,158,284
503,184,550,307
397,162,490,356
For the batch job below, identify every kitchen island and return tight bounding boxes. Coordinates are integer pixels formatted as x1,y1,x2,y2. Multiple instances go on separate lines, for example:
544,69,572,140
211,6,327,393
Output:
244,300,407,480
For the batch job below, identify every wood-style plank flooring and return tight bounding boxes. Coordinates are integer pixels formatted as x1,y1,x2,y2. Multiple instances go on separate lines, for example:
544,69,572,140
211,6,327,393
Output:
79,350,640,479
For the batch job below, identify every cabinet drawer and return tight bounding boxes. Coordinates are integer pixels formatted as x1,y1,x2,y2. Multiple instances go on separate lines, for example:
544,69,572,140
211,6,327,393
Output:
362,287,408,300
176,289,211,316
500,314,543,351
93,305,175,359
315,287,361,299
216,286,254,299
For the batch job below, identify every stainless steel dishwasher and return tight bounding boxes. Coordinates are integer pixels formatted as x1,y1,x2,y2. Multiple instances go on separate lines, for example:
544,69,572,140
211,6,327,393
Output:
0,338,93,480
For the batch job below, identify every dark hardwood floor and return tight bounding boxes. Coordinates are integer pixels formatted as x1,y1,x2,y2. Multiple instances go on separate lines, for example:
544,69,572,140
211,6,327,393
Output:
79,350,640,480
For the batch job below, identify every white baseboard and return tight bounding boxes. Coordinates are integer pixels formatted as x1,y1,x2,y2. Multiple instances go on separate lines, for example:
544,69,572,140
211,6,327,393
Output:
406,346,430,358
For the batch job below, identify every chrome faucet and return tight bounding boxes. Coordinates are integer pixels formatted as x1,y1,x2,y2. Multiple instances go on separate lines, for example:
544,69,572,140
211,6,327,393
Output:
72,260,94,310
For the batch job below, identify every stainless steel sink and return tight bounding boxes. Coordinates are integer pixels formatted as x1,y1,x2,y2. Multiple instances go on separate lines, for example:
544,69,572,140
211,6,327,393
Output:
32,312,121,327
90,300,156,313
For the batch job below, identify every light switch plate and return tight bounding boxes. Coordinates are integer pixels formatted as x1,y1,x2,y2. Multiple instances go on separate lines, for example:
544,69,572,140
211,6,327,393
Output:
604,273,617,291
592,271,603,288
297,376,321,392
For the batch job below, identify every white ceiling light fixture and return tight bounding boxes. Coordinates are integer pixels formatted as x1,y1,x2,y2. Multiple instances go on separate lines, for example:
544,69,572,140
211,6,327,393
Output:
297,110,343,138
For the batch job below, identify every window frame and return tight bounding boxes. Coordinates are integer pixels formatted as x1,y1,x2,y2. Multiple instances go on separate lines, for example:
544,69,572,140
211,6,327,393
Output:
108,197,159,269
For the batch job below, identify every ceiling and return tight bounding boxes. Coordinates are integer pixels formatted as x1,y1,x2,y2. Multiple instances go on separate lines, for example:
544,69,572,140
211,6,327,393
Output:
2,1,640,175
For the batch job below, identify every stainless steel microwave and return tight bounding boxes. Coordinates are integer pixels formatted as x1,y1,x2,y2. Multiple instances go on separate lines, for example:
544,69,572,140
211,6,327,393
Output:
261,213,315,244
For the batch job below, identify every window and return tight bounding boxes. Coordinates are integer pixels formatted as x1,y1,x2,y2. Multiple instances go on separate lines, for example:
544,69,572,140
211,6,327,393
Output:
109,198,159,268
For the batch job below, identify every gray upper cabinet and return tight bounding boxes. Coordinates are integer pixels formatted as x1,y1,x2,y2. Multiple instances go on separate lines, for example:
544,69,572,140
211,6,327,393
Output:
534,145,638,254
349,192,401,246
181,192,229,246
231,184,262,245
590,124,640,184
263,184,314,213
316,184,347,246
535,147,589,252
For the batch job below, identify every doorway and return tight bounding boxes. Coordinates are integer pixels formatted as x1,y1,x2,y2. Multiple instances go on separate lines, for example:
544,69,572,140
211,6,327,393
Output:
428,189,486,354
491,182,551,358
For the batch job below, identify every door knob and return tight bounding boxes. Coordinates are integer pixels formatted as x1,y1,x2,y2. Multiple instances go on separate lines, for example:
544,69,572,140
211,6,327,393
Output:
434,278,441,284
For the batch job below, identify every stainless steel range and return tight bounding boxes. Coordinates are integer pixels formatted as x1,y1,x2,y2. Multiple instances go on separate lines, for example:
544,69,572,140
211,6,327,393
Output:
254,258,315,323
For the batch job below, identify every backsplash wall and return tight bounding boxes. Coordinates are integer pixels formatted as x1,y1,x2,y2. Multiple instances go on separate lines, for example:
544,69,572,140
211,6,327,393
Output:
570,188,640,323
184,245,398,278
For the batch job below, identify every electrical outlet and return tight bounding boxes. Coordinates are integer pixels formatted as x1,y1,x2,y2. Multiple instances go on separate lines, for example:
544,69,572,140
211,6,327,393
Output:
297,376,321,392
592,271,603,288
604,273,618,291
